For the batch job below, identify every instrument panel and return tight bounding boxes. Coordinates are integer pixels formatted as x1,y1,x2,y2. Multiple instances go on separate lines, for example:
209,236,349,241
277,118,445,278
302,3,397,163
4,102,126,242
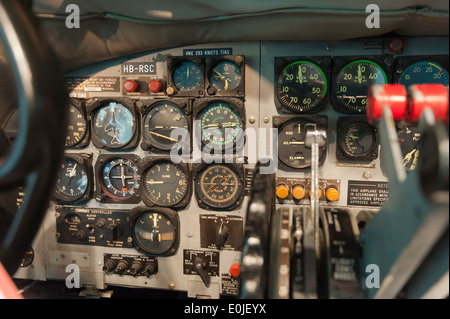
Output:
11,37,449,298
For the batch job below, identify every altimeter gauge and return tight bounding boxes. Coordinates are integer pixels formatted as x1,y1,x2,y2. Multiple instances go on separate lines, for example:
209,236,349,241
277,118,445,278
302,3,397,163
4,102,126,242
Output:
142,161,189,207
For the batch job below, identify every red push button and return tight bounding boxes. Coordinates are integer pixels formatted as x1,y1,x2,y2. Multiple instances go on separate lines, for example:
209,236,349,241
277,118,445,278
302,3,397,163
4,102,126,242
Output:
367,84,407,123
149,80,162,93
124,80,138,92
407,84,449,123
230,263,240,277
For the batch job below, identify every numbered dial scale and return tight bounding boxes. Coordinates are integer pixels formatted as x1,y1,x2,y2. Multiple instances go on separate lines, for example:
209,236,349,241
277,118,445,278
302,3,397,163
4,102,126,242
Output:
397,60,449,88
141,160,190,208
194,164,244,210
65,102,88,148
129,207,179,256
54,154,92,203
96,155,141,202
276,61,328,113
142,100,189,151
196,100,245,152
334,60,388,113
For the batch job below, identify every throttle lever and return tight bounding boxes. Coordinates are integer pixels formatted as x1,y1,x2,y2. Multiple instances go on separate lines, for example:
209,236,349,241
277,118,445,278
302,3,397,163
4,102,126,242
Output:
305,124,327,255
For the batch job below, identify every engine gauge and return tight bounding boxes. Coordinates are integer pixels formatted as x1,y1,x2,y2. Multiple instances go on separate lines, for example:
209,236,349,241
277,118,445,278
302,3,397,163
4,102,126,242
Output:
99,157,141,201
276,61,327,113
142,161,189,207
65,103,87,148
397,61,449,88
339,122,378,159
198,101,244,151
130,207,179,256
92,101,136,148
209,61,242,91
195,164,244,210
143,101,189,151
334,60,388,113
54,155,92,202
173,61,203,91
276,117,327,169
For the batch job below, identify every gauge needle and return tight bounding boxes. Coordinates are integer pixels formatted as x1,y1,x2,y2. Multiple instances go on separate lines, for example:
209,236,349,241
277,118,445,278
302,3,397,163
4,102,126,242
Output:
149,131,178,142
146,180,164,185
221,122,237,128
298,65,304,83
214,70,224,79
349,135,359,139
203,123,219,128
69,163,77,178
357,65,362,84
120,166,126,187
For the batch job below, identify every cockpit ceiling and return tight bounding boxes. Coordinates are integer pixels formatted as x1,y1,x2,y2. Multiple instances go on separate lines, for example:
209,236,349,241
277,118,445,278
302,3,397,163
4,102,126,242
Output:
32,0,449,72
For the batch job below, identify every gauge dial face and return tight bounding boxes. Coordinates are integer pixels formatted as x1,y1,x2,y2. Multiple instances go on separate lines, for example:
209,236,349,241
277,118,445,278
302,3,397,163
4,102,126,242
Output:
173,61,203,91
210,61,242,91
65,105,87,147
54,157,88,202
143,102,189,151
134,211,178,255
278,118,326,169
195,165,243,209
397,122,421,171
398,61,449,88
276,61,327,112
335,60,387,113
143,161,188,206
93,102,135,148
101,158,140,200
340,122,377,156
199,102,243,150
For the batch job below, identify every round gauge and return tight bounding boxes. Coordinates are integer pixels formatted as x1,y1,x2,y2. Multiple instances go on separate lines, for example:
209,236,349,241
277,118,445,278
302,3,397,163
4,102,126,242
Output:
195,164,243,209
93,102,135,148
143,102,189,151
397,121,421,171
143,161,188,206
397,61,449,88
54,156,89,202
133,210,178,255
173,61,203,91
339,122,378,157
199,102,244,150
65,104,87,147
209,61,242,91
276,61,327,112
101,158,141,200
335,60,388,113
278,118,326,169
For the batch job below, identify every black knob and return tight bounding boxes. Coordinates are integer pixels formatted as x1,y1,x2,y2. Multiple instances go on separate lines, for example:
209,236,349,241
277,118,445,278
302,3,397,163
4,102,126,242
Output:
194,256,210,288
113,259,129,275
103,259,116,273
215,221,229,249
76,230,86,241
143,261,158,277
105,222,123,242
129,261,143,276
